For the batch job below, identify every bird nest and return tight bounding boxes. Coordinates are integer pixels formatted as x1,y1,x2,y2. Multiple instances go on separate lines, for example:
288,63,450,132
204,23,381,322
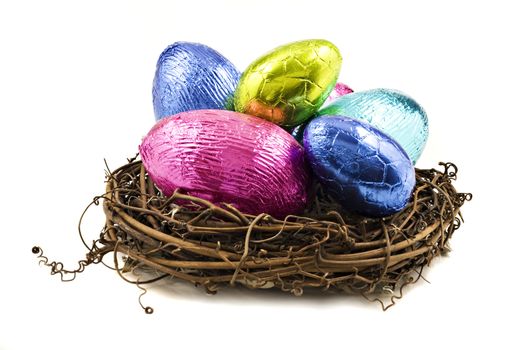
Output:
34,157,471,312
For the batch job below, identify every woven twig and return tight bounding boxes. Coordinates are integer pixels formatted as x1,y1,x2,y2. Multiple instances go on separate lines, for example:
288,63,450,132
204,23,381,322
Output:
33,158,471,311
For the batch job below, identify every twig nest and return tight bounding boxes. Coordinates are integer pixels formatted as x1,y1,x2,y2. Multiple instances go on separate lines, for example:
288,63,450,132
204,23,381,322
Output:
96,158,470,309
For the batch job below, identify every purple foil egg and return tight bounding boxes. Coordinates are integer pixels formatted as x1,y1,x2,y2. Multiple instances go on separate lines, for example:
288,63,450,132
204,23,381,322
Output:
139,109,310,219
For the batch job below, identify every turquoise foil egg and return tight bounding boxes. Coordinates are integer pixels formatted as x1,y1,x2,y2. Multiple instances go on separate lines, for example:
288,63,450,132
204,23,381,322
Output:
317,89,429,164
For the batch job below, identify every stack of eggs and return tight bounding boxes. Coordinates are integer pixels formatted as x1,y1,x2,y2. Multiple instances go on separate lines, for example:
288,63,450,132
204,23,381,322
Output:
140,40,429,219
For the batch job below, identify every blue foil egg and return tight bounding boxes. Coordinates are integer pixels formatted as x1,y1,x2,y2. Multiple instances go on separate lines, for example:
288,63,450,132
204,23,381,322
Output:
289,122,307,143
317,89,428,164
303,116,416,217
153,42,241,121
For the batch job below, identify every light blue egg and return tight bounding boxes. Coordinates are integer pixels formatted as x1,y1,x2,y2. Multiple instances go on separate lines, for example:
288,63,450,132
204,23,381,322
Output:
317,89,428,164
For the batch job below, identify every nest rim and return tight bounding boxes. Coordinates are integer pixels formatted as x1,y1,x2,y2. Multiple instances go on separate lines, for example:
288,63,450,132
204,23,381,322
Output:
33,157,471,312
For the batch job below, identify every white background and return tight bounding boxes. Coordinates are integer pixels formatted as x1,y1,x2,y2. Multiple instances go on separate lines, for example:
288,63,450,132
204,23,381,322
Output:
1,0,524,349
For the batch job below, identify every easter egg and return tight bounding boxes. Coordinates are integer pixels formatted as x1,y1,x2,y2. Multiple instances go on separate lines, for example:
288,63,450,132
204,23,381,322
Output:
303,116,415,217
289,82,353,143
317,88,428,164
290,122,307,143
234,39,342,127
152,42,240,121
139,109,310,219
326,82,354,103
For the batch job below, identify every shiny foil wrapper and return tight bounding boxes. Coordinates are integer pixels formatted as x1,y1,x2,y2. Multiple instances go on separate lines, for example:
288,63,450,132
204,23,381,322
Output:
318,88,428,164
290,82,354,143
303,116,415,217
139,109,310,219
152,42,240,121
234,39,342,127
289,122,307,143
326,82,354,103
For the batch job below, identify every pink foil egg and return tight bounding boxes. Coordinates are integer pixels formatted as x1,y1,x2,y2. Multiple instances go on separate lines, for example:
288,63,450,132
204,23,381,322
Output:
326,82,354,103
139,109,310,218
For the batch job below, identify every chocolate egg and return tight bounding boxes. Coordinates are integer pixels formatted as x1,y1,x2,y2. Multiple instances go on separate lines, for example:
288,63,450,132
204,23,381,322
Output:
290,82,353,143
303,116,415,217
326,82,354,103
234,39,342,127
139,109,310,219
153,42,240,121
317,89,428,164
290,122,307,143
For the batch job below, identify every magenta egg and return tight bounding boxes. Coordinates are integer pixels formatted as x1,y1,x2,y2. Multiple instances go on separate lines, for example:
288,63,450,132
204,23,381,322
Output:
326,82,354,103
139,109,310,218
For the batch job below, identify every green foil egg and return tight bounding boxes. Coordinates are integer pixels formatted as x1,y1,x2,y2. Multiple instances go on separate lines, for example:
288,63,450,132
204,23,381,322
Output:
234,39,342,127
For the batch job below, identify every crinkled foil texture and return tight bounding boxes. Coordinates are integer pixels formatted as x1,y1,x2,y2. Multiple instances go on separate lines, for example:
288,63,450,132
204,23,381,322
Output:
153,42,240,121
140,110,310,218
289,82,353,143
326,82,354,103
318,88,428,164
234,39,341,127
304,116,415,217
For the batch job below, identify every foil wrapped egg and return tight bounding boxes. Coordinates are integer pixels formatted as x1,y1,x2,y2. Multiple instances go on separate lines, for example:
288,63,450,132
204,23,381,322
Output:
234,39,342,127
290,122,307,144
139,109,310,219
289,82,354,143
303,116,415,217
152,42,240,121
326,82,354,103
317,88,429,164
